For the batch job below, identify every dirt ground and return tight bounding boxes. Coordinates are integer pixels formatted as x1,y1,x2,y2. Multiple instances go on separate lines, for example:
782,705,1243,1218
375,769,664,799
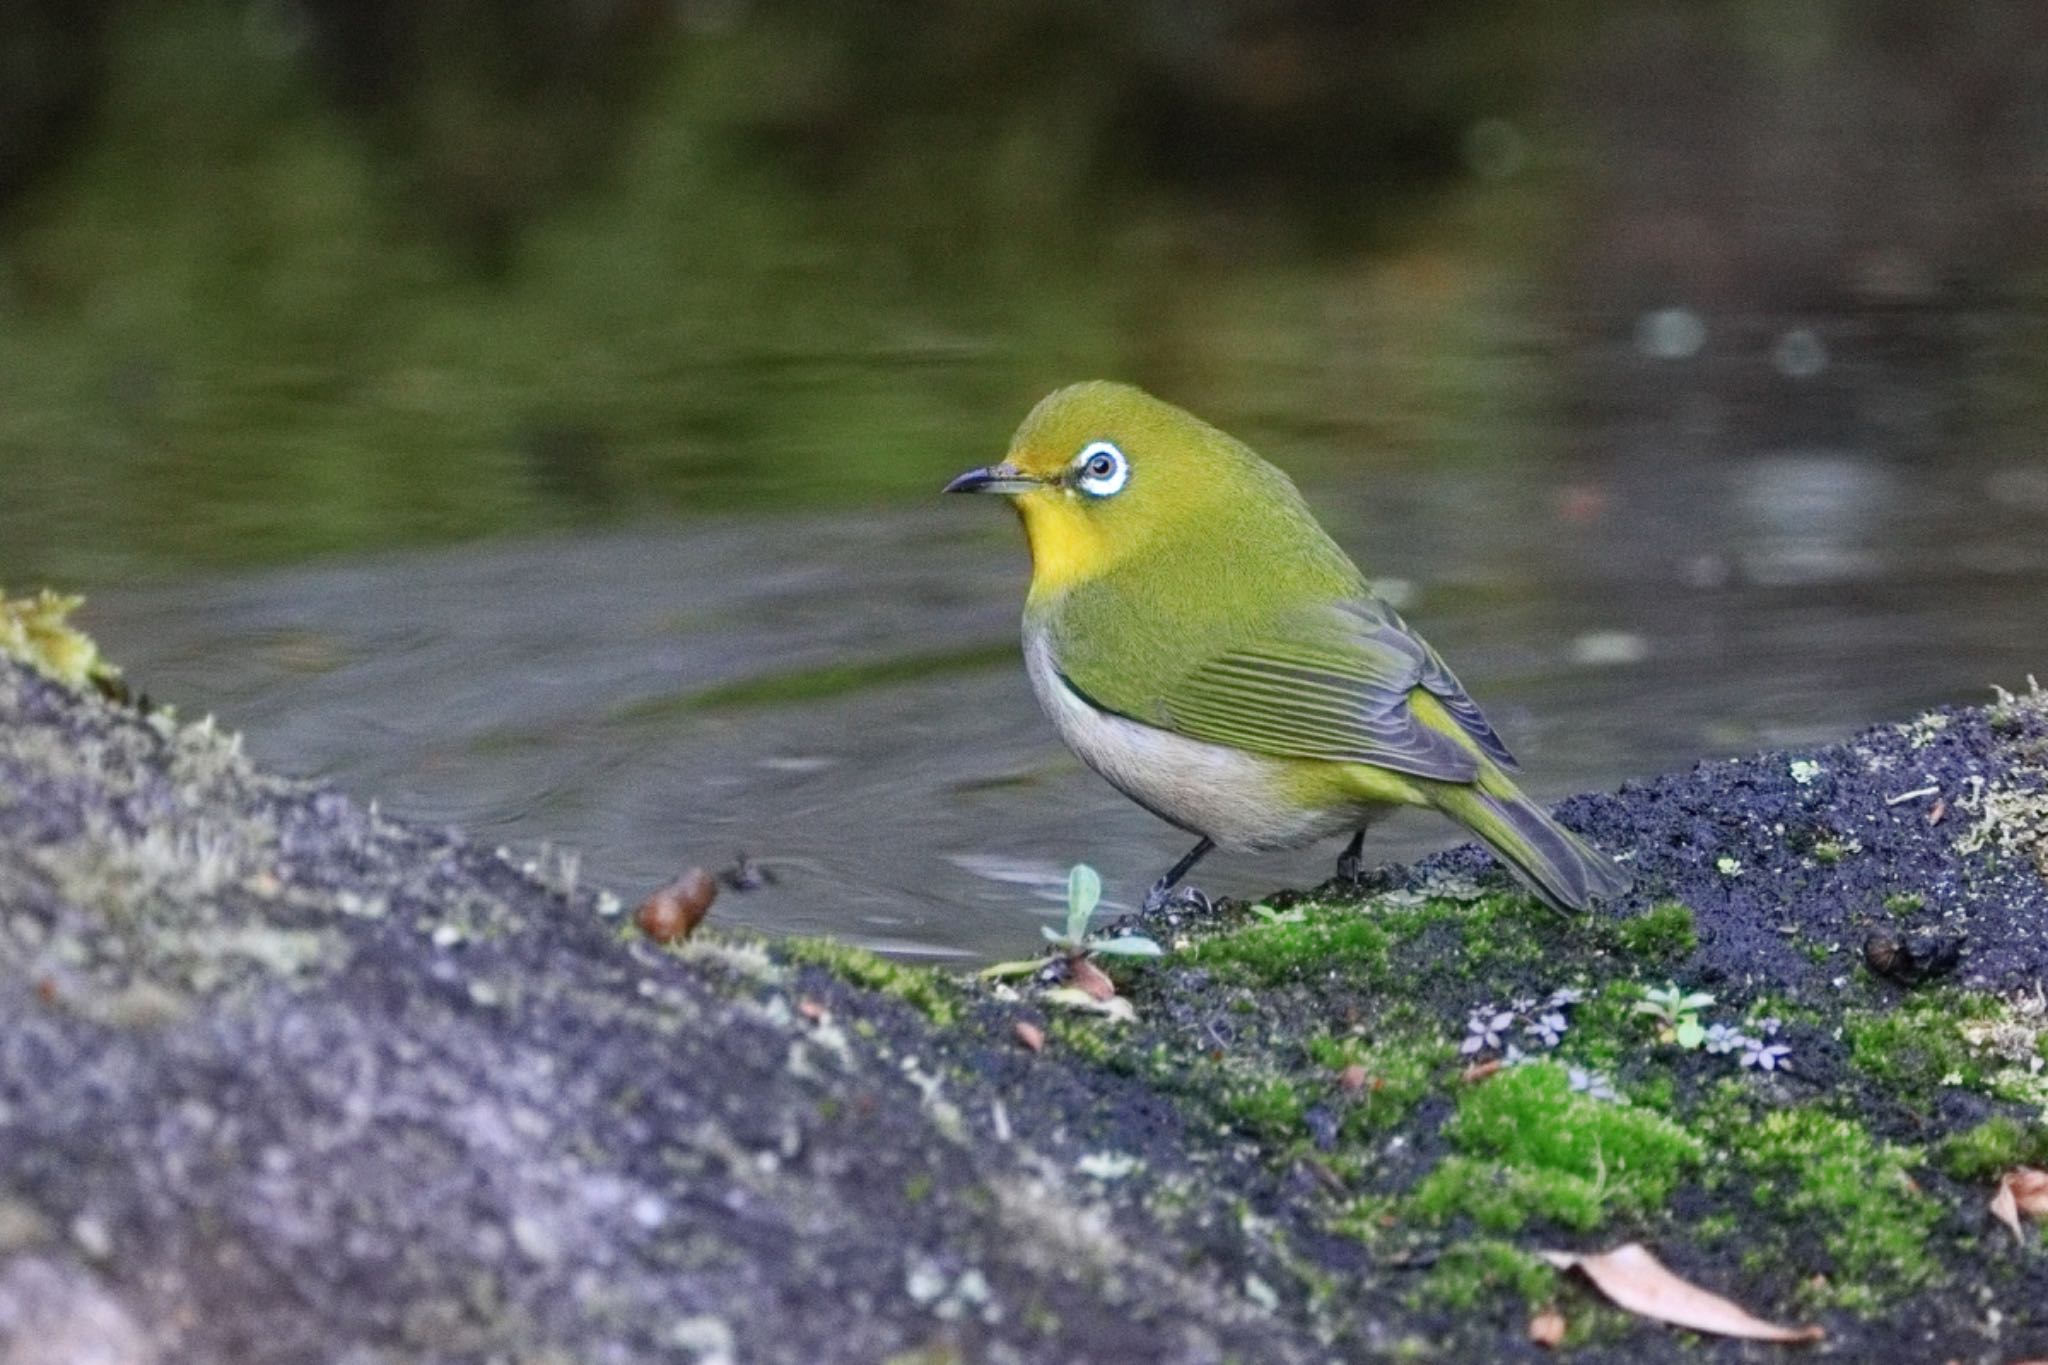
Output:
3,650,2044,1362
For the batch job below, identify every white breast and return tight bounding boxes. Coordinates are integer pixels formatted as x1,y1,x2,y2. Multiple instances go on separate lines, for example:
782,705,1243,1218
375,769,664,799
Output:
1023,629,1360,852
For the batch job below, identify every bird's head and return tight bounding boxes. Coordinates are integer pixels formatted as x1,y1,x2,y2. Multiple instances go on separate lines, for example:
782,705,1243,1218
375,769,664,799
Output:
945,381,1296,599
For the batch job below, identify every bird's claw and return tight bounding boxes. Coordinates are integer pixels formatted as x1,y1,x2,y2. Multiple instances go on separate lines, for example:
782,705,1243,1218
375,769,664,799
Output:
1143,882,1213,916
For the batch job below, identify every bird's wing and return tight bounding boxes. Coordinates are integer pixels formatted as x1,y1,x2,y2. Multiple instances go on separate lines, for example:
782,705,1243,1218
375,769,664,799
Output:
1154,599,1518,781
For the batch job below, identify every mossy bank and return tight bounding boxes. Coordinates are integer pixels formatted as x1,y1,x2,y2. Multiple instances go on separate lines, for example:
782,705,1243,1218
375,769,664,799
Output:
3,639,2046,1362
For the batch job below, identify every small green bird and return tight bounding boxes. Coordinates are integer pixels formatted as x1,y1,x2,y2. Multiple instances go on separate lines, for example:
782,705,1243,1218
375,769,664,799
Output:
945,381,1630,914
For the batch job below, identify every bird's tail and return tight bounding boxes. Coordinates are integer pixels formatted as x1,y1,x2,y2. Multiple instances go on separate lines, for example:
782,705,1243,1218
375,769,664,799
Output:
1430,780,1631,913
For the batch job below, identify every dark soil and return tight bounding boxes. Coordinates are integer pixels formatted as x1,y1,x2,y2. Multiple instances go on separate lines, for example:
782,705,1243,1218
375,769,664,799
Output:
3,652,2046,1363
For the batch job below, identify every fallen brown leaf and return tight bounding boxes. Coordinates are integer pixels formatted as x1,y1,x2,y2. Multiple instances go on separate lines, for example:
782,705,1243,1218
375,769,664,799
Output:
1991,1166,2048,1241
1461,1059,1504,1084
1991,1181,2021,1241
1540,1244,1823,1343
634,868,717,944
1013,1020,1046,1052
1528,1308,1566,1348
797,997,827,1023
1337,1064,1370,1093
1069,957,1117,1002
1927,797,1946,826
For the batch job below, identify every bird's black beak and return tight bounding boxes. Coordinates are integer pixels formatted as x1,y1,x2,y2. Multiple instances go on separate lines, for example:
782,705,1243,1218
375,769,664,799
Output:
942,462,1042,495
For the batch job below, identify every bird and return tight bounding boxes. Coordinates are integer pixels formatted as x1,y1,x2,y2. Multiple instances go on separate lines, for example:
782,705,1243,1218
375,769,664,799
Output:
944,381,1630,916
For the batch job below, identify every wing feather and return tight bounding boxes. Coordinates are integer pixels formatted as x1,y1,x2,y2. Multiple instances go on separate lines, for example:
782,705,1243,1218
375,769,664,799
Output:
1157,599,1517,780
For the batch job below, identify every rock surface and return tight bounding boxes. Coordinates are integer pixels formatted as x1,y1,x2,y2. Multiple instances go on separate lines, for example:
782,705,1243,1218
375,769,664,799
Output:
3,652,2047,1363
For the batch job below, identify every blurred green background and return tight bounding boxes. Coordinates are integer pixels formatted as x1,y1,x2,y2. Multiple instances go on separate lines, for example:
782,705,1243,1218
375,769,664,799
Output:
6,1,2048,955
0,0,1570,579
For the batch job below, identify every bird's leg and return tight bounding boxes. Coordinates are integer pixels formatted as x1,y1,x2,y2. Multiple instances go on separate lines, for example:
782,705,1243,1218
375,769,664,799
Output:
1143,836,1215,915
1335,829,1367,883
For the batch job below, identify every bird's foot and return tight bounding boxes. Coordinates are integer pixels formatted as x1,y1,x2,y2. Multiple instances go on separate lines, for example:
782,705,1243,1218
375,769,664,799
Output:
1142,881,1213,917
1334,830,1367,883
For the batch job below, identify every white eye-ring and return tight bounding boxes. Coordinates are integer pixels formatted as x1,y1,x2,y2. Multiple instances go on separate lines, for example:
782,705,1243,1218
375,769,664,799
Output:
1073,440,1130,498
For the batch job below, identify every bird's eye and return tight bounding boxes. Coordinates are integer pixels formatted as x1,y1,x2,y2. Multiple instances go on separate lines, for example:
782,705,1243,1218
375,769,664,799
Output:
1072,441,1130,498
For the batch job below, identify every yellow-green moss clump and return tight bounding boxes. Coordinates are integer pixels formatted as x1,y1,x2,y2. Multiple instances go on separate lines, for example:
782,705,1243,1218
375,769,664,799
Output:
1414,1238,1555,1310
1183,891,1560,989
1,589,117,690
781,938,960,1026
1935,1116,2048,1181
1614,901,1698,960
1846,989,2048,1109
1729,1106,1942,1310
1408,1061,1703,1232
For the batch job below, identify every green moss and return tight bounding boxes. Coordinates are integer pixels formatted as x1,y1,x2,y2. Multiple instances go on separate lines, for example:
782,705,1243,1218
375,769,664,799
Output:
1306,1030,1449,1137
1411,1062,1702,1232
1614,901,1698,960
1185,904,1395,986
0,590,118,690
780,939,958,1025
1797,938,1834,964
1845,990,2004,1099
1883,892,1926,918
1045,1016,1118,1066
1733,1107,1941,1310
1184,891,1559,988
1412,1239,1556,1310
1448,894,1556,969
1543,982,1638,1072
1935,1116,2048,1181
1410,1155,1604,1231
1224,1078,1307,1141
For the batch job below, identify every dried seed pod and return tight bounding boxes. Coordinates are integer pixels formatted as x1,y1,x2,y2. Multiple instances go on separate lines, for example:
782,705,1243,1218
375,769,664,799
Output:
1862,930,1962,986
635,868,717,944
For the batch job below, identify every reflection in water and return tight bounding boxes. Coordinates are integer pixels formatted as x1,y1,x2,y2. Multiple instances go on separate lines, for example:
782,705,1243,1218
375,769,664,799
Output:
1736,449,1890,587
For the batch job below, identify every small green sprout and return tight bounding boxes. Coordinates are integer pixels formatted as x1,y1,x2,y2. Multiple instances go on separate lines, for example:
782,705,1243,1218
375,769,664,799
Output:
1043,865,1163,959
1247,902,1307,926
980,863,1163,982
1634,983,1716,1049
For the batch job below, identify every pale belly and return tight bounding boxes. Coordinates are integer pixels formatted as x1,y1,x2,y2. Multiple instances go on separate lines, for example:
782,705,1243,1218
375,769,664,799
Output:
1023,631,1379,852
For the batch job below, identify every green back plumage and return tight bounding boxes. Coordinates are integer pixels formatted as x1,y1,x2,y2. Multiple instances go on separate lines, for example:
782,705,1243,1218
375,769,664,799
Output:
1020,384,1513,781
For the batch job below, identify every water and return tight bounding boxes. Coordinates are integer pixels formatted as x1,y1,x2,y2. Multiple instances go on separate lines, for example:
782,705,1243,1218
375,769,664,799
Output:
69,321,2048,960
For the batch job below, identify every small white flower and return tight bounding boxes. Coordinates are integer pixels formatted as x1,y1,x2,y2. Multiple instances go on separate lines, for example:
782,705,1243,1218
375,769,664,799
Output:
1740,1041,1792,1073
1462,1005,1515,1054
1703,1023,1748,1056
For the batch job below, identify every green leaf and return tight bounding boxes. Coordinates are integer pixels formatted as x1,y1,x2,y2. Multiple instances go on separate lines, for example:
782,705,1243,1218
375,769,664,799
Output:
1675,1018,1706,1050
1066,863,1102,941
